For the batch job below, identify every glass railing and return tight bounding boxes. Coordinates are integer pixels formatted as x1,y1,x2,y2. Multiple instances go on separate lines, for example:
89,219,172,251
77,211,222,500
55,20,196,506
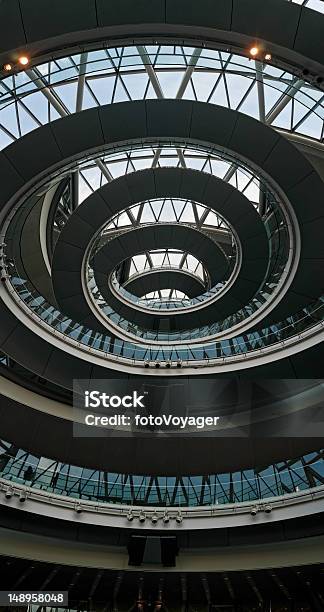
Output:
1,441,324,507
2,135,319,363
109,272,228,312
4,133,290,346
5,271,324,363
86,210,289,342
4,191,290,350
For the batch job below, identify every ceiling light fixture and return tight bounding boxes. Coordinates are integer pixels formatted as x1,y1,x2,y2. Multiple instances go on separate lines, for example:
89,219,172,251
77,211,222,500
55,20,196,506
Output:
139,510,146,523
3,63,12,72
5,486,14,499
249,46,259,57
18,56,29,66
175,511,183,524
19,491,27,503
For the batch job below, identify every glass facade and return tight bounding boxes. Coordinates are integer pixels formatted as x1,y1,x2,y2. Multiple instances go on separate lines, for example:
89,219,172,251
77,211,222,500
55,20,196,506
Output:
1,439,324,507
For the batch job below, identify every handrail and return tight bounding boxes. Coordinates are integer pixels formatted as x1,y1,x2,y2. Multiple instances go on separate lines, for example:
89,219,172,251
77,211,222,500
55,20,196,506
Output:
1,443,323,507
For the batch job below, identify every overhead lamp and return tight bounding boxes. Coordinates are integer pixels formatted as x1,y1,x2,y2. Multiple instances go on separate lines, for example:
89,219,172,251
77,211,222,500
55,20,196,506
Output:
3,63,12,72
155,362,161,369
139,510,146,523
264,504,272,514
19,490,27,503
74,502,82,514
176,360,182,368
151,511,159,524
18,56,29,67
265,53,272,61
127,510,134,522
162,511,170,524
165,361,171,369
175,511,183,524
5,486,14,499
249,46,259,57
250,506,258,516
144,361,150,368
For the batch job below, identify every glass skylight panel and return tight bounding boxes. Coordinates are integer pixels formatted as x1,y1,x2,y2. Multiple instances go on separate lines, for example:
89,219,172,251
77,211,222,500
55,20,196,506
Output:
190,72,218,102
195,263,204,280
129,261,137,276
168,252,183,267
78,176,93,202
296,112,324,138
185,254,199,272
289,0,324,9
132,254,147,271
1,45,324,151
158,155,179,168
243,180,260,203
54,83,77,113
137,204,155,223
307,0,324,11
0,104,19,137
202,211,220,227
238,86,259,119
0,129,12,149
229,54,255,71
264,84,288,117
229,169,252,192
81,167,103,191
272,101,293,129
177,202,196,223
226,73,255,109
108,160,129,179
158,200,176,222
115,212,130,228
148,252,164,267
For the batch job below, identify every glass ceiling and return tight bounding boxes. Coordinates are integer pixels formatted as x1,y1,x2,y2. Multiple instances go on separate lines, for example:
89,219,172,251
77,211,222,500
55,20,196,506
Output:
78,148,262,208
289,0,324,10
114,249,208,304
1,38,322,357
127,250,206,282
102,195,235,236
1,44,324,208
142,289,190,302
